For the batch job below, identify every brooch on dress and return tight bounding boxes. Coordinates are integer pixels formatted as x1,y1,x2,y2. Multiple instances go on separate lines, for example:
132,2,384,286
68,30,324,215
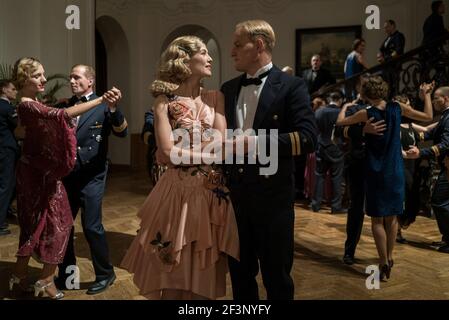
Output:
150,232,174,265
183,166,230,204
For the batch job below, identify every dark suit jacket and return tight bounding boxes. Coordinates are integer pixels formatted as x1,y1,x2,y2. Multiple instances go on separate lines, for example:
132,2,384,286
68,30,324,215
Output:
0,99,18,150
423,13,448,45
315,104,344,163
302,68,336,94
380,31,406,60
142,111,157,169
57,94,128,171
334,102,368,165
419,108,449,167
221,66,317,198
142,111,155,145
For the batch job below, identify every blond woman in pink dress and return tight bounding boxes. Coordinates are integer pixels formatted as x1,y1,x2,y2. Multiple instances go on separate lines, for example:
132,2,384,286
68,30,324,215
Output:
121,36,239,300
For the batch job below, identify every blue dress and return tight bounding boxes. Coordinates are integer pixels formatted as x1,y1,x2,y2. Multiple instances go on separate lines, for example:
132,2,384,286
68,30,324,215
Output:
364,102,404,217
344,51,364,79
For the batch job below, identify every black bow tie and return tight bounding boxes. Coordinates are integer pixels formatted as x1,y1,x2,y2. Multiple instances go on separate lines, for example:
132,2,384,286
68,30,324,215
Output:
79,96,89,103
241,69,272,87
69,95,89,105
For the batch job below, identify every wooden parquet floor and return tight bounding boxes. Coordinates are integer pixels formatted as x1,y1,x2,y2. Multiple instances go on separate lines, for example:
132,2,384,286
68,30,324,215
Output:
1,168,449,300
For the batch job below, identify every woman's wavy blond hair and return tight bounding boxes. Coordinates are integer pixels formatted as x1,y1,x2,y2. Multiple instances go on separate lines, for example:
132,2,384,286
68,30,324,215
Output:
12,57,42,90
151,36,206,97
361,75,390,101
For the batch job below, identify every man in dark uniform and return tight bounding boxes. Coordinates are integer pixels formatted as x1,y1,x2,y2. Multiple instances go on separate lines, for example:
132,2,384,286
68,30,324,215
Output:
311,91,346,214
0,79,19,236
423,1,448,46
300,55,335,203
377,20,406,97
141,111,156,180
337,97,386,265
302,54,336,95
406,86,449,253
378,20,406,63
221,20,317,300
56,64,128,294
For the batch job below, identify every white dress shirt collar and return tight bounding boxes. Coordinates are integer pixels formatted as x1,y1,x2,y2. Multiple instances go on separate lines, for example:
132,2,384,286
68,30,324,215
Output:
247,62,273,79
82,92,94,101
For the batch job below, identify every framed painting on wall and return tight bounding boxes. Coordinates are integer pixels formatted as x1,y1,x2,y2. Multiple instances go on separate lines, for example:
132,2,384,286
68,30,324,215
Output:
296,26,362,81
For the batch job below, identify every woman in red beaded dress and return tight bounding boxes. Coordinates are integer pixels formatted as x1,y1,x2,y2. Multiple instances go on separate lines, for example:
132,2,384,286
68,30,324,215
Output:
9,57,121,299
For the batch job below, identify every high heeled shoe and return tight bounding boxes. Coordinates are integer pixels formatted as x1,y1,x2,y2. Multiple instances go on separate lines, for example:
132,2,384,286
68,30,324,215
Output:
389,259,394,269
379,264,391,281
9,274,33,293
34,280,64,300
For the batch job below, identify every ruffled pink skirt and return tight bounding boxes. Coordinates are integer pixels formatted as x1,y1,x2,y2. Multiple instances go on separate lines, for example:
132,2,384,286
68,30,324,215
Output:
121,167,239,300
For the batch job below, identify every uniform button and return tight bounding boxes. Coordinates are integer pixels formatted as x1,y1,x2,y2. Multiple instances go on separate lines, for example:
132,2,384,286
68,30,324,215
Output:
273,115,279,120
77,147,81,151
238,168,244,174
88,147,92,151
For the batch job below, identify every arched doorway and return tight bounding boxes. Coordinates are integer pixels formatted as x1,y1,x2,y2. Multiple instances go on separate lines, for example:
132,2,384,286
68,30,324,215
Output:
95,16,131,166
161,25,221,90
95,29,107,96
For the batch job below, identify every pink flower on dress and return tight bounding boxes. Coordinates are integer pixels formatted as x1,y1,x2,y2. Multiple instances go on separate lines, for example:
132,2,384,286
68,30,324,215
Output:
168,101,190,122
151,232,175,265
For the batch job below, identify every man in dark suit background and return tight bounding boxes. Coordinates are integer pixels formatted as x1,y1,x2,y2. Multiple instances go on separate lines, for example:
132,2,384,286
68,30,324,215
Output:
299,55,335,204
56,64,127,294
377,20,406,95
302,54,336,95
221,20,317,300
141,111,155,180
0,79,19,236
378,20,406,63
423,0,448,46
311,91,346,214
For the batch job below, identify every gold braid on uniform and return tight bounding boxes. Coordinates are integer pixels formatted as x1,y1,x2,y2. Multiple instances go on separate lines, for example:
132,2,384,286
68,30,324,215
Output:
431,145,441,157
343,126,350,139
113,119,128,133
143,131,152,145
419,132,425,142
289,133,297,156
294,132,301,156
289,132,301,156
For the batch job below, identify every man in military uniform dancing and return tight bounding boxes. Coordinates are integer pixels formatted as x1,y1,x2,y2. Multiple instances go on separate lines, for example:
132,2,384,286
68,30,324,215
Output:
56,65,128,294
406,86,449,253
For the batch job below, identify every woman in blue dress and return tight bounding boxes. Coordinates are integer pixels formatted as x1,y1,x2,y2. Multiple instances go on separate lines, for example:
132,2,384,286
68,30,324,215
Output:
344,39,368,79
344,39,369,99
336,76,434,280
